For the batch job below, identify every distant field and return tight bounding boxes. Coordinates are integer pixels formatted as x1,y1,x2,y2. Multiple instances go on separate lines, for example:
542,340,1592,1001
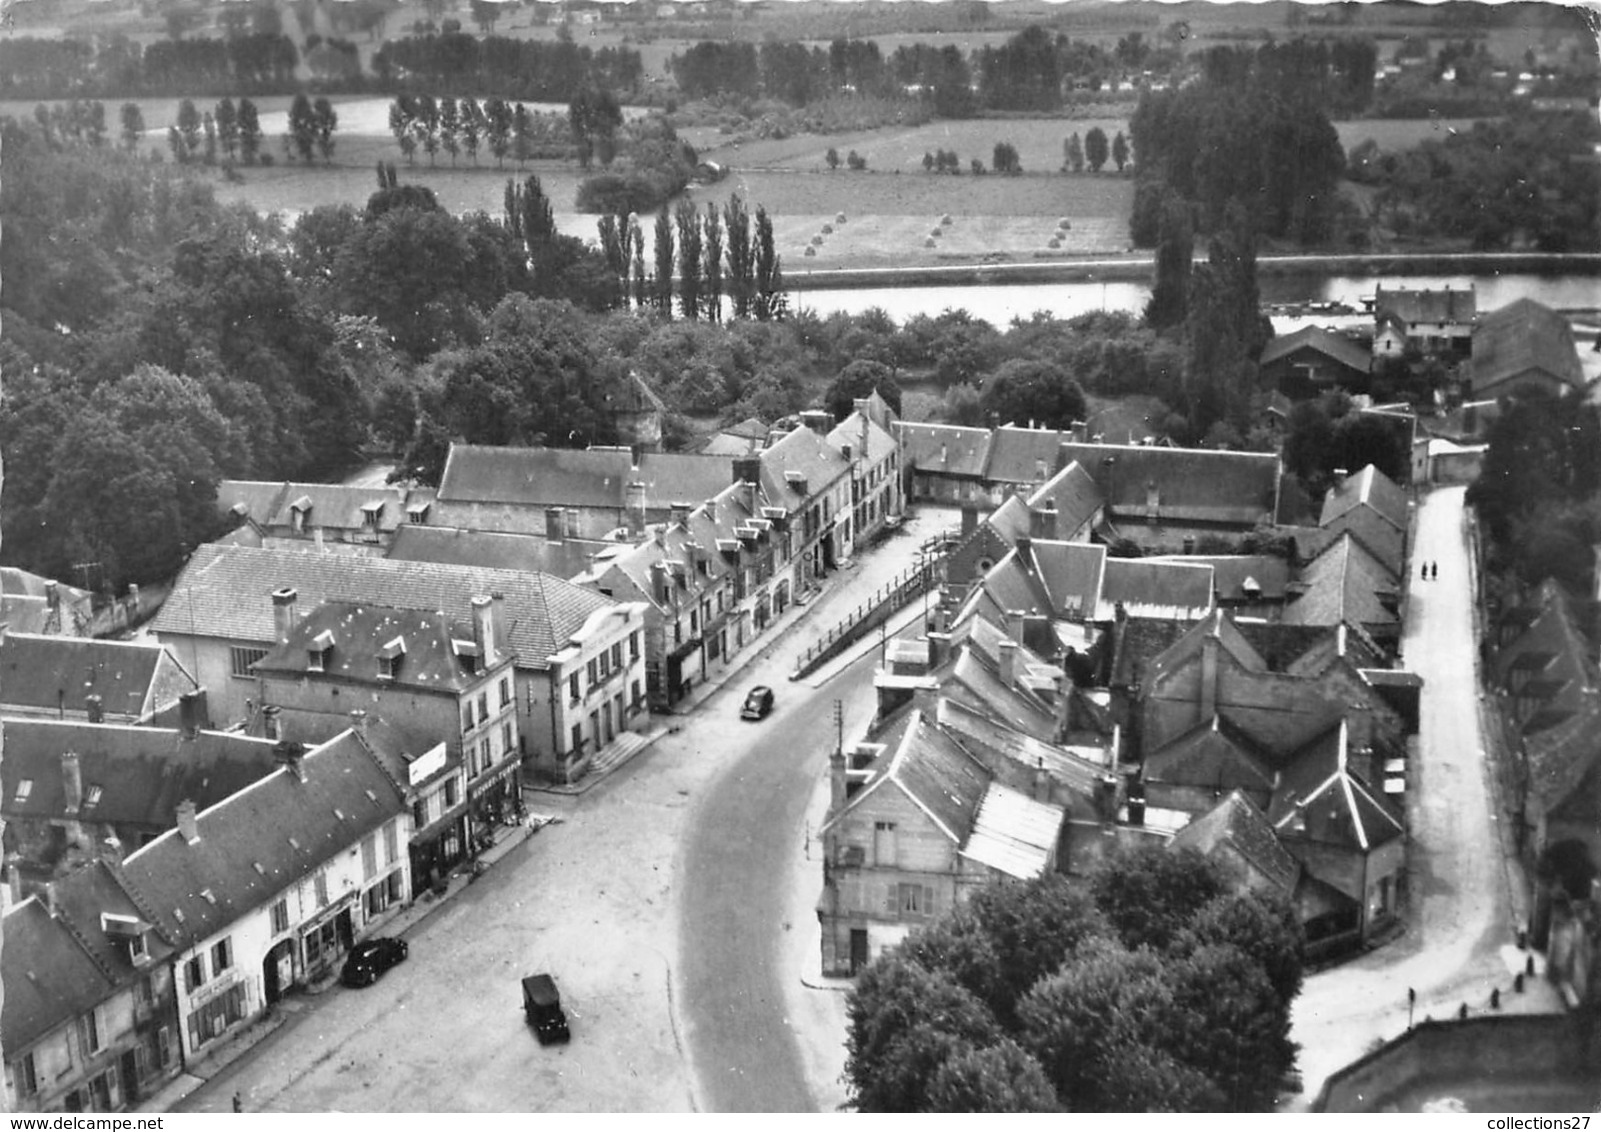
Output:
1334,117,1496,152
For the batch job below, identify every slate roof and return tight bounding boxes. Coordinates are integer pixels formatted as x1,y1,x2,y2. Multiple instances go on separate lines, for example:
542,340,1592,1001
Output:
934,696,1109,807
217,481,414,535
386,525,606,582
1260,325,1372,375
1268,721,1404,855
1170,789,1301,896
119,731,406,948
1319,465,1408,536
1374,284,1477,327
1,894,116,1053
896,422,991,478
151,544,614,671
1147,555,1291,603
1056,442,1281,528
0,633,197,720
436,444,736,513
1470,298,1585,395
760,423,852,507
1026,461,1104,536
1145,712,1280,795
985,426,1079,486
823,709,991,845
1284,531,1400,631
1525,699,1601,813
1494,580,1601,726
0,568,92,635
1,720,281,829
1030,541,1106,619
828,408,898,465
1100,558,1215,618
701,418,769,456
254,601,502,693
352,717,457,792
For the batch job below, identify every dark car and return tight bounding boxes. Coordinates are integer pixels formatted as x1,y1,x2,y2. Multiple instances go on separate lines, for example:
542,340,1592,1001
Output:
523,974,571,1045
341,937,409,988
740,685,775,721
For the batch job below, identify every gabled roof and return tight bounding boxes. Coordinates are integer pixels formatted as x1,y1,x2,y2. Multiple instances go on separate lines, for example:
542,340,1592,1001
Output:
218,481,414,534
1099,558,1215,619
352,716,458,792
386,525,606,583
959,782,1066,880
1374,284,1476,327
943,639,1059,745
1319,465,1408,535
701,417,769,455
1283,531,1399,631
759,423,852,507
985,425,1078,486
1470,298,1584,395
1144,712,1280,794
896,422,991,478
934,695,1110,807
254,601,502,692
119,731,406,948
1525,699,1601,814
1259,325,1371,375
1,894,117,1054
1056,442,1281,528
1170,789,1300,896
0,633,197,720
436,444,735,513
1025,460,1104,536
827,408,897,465
150,544,615,671
822,709,991,845
1268,720,1404,856
1,720,281,829
1146,555,1291,603
1496,580,1601,731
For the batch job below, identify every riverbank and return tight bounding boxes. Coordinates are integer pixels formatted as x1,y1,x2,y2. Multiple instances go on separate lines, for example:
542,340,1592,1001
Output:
781,251,1601,293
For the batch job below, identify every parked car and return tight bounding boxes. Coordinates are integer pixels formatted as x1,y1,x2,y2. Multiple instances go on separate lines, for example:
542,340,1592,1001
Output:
341,938,409,988
740,685,775,721
523,973,571,1045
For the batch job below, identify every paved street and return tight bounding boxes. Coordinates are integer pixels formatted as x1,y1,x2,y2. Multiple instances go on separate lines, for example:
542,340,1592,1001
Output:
172,518,935,1113
1287,486,1562,1106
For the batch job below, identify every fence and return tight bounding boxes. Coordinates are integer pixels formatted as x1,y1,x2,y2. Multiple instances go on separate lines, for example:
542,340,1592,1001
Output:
790,559,942,681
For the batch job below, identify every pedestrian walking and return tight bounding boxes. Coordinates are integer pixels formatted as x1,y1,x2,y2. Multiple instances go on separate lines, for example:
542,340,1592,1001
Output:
233,1092,243,1113
1421,562,1428,581
1431,562,1438,581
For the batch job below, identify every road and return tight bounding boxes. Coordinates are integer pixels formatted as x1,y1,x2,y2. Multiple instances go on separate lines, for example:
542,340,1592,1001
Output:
1287,486,1559,1105
175,521,933,1113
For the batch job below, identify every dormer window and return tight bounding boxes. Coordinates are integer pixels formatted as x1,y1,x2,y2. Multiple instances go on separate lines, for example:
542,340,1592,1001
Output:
102,913,149,964
361,501,384,529
308,629,335,672
84,784,103,810
406,501,431,524
13,779,32,805
289,495,313,534
377,636,406,680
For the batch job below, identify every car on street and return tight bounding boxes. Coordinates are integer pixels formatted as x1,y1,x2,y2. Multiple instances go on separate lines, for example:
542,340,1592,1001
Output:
740,685,775,721
523,973,571,1045
341,937,409,988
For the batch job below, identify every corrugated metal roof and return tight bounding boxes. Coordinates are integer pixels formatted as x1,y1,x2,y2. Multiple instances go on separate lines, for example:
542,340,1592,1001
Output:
959,782,1064,879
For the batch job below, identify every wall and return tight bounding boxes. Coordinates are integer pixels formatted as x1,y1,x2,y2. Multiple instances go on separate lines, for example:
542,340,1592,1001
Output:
261,675,465,753
153,633,251,728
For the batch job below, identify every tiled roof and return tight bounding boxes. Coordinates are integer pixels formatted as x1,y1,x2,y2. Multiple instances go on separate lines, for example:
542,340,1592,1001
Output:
1026,461,1105,537
386,525,606,582
1374,285,1476,327
1056,442,1281,528
150,544,614,671
1260,325,1372,375
1,720,280,829
1171,789,1300,896
985,426,1078,486
896,422,991,478
828,410,897,465
437,444,737,513
1029,541,1106,619
1319,465,1408,535
959,782,1065,880
120,731,406,948
1,895,116,1054
760,424,852,508
1145,712,1280,793
1108,616,1194,690
1099,558,1215,618
1268,721,1403,855
1470,298,1585,395
254,601,502,693
0,633,196,719
1147,555,1291,602
889,712,993,844
1284,531,1399,631
943,640,1059,741
1525,699,1601,813
934,696,1108,806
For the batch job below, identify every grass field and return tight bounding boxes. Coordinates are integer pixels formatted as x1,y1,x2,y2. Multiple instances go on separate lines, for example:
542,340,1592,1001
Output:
1334,116,1497,152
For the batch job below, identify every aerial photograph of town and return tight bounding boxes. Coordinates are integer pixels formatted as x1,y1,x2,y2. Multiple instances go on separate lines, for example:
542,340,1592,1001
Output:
0,0,1598,1115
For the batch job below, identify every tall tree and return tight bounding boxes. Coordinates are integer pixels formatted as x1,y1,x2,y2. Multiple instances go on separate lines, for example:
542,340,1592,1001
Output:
238,97,262,164
461,98,483,165
701,203,724,322
288,93,317,163
438,96,460,165
1144,191,1193,331
1064,131,1084,173
215,97,239,163
675,198,702,321
119,102,144,152
723,193,754,320
1084,126,1110,172
312,97,338,164
388,95,415,164
1112,130,1130,172
484,97,512,168
176,98,201,160
414,94,439,166
652,207,674,316
752,205,783,321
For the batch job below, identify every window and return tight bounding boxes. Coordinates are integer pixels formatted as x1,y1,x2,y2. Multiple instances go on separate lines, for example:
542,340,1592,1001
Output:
629,631,640,661
587,658,598,685
598,650,610,678
412,799,428,830
502,722,514,758
568,672,581,702
187,983,247,1051
611,643,622,670
631,679,642,709
477,692,488,720
570,723,583,754
462,703,474,733
361,834,377,879
271,899,290,935
184,954,206,993
384,821,398,865
83,1008,101,1055
378,653,399,680
230,646,269,678
12,779,31,805
444,778,458,808
14,1053,37,1097
365,882,389,917
898,883,936,917
211,937,233,974
84,784,102,810
480,737,493,770
314,870,329,907
499,677,511,708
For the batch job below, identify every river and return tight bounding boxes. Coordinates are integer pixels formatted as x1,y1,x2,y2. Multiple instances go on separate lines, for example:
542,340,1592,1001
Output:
788,272,1600,328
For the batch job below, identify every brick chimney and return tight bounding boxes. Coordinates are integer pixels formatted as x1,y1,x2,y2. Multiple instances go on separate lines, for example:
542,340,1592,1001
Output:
272,587,299,645
733,455,763,488
800,410,832,436
1032,758,1052,803
61,751,83,815
176,799,200,845
274,739,307,782
650,561,669,605
472,595,496,671
1003,609,1026,644
998,638,1019,686
1031,499,1059,541
178,689,203,739
854,397,870,461
670,502,692,529
704,498,718,525
263,704,281,740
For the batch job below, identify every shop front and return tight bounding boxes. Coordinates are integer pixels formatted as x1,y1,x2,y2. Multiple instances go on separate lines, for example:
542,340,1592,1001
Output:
300,897,356,984
469,760,522,852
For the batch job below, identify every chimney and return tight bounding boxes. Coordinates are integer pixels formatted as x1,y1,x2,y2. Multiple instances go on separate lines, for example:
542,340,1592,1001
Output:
1030,500,1059,541
45,881,58,919
626,482,648,536
961,505,978,537
801,409,832,436
842,443,853,462
670,502,692,529
178,689,203,738
1095,772,1118,821
829,745,847,817
263,704,281,740
929,631,953,669
1033,758,1051,804
1127,779,1146,826
85,694,103,724
941,443,949,465
1035,457,1047,483
1200,629,1219,719
274,739,307,782
472,595,496,671
61,751,83,815
45,581,59,609
1004,608,1026,644
650,561,669,605
491,592,506,655
1015,535,1032,561
733,455,763,487
127,583,140,613
176,798,200,844
1332,468,1349,488
546,506,566,541
1182,535,1195,554
855,397,870,460
704,498,717,525
1054,671,1074,742
349,708,368,737
998,638,1020,686
272,587,299,645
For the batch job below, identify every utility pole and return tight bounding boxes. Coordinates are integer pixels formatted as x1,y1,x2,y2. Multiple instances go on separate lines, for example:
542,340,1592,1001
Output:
833,700,843,756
